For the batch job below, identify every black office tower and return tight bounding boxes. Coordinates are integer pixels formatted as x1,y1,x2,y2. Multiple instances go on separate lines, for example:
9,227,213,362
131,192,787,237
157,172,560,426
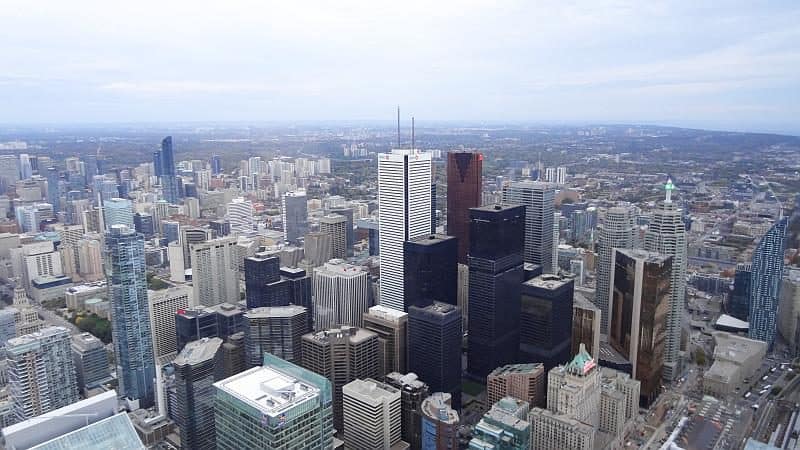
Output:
244,254,289,308
281,267,314,331
403,234,458,311
467,204,525,379
408,302,462,410
519,274,574,372
728,263,752,321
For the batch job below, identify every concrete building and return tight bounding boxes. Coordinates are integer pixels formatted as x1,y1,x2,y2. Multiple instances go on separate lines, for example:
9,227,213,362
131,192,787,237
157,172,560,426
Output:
528,408,595,450
572,292,601,359
502,181,556,273
385,372,429,449
778,269,800,356
342,378,409,450
243,305,308,367
312,259,370,330
547,345,601,429
173,337,223,450
214,353,334,450
704,332,768,397
487,363,546,408
319,214,348,260
77,238,104,281
362,305,408,376
71,332,111,395
226,197,254,235
190,236,239,306
470,397,530,450
594,205,637,333
420,392,459,450
147,285,191,358
303,231,333,268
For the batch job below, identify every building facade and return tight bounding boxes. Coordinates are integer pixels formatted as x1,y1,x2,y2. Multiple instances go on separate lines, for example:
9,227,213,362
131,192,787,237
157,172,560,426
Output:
342,378,406,450
173,337,223,450
312,259,370,330
446,151,483,264
502,181,556,273
403,234,458,311
408,302,462,409
594,205,637,333
487,363,546,409
748,217,788,348
362,305,408,376
243,306,308,367
519,274,574,371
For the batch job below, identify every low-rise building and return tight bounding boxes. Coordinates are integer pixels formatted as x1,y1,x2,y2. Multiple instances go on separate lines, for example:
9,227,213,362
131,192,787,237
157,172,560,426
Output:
704,332,767,397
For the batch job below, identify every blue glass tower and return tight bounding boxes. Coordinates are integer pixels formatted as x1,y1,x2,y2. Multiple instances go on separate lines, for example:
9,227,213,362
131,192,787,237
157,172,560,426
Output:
159,136,179,204
45,167,60,213
748,217,788,348
106,224,156,408
211,154,222,175
727,263,752,321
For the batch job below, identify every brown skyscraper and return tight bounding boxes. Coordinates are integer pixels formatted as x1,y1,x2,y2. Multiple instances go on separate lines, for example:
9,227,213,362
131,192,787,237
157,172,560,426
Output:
447,151,482,263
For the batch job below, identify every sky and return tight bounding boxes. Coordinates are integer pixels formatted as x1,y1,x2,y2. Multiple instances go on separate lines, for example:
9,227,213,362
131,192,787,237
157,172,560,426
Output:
1,0,799,133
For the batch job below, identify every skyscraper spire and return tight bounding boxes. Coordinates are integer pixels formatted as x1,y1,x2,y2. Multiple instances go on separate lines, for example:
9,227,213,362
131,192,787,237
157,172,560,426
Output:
664,177,675,203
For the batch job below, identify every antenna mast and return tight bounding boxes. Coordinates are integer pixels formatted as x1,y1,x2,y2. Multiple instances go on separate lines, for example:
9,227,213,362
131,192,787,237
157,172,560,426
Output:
412,116,415,150
397,106,401,149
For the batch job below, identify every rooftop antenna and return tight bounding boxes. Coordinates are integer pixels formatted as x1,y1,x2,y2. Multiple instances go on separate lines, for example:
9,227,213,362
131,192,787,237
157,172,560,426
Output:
397,106,401,149
412,116,415,150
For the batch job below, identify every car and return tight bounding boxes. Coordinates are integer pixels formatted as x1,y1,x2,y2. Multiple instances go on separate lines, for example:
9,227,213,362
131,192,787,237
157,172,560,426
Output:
744,392,751,399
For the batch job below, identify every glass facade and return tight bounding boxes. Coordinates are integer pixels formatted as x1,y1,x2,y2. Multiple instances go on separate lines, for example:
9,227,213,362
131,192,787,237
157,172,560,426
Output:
446,151,482,264
403,234,458,311
749,217,788,348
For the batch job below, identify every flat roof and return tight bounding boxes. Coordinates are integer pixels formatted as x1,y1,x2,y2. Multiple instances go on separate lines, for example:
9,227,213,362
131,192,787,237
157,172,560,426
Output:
524,274,572,290
214,365,320,417
173,337,223,366
245,305,307,319
407,234,456,246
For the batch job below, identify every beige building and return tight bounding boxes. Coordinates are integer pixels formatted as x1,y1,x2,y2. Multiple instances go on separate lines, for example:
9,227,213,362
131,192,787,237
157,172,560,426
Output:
778,269,800,355
487,363,545,408
529,408,595,450
362,306,408,376
704,331,767,397
148,286,191,358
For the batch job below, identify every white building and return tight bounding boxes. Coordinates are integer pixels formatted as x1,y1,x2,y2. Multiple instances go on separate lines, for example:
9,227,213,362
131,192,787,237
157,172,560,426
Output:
378,149,432,311
342,378,407,450
312,259,370,331
190,237,240,306
226,197,254,235
502,181,556,273
148,286,192,358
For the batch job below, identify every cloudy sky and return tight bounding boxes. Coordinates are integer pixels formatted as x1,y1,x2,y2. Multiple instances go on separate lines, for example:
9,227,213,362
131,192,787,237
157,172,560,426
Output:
1,0,798,133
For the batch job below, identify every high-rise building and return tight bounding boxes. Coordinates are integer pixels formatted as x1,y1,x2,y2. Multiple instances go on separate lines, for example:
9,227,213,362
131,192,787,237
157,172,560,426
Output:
226,197,254,235
190,237,239,306
528,408,595,450
148,285,191,358
342,378,408,450
173,337,223,450
778,269,800,357
446,151,483,264
6,326,79,422
243,306,308,367
175,303,245,352
106,225,156,408
180,226,212,269
303,231,333,267
408,302,462,409
319,214,347,260
403,234,458,311
0,154,20,190
728,263,752,321
643,179,687,381
71,332,111,395
329,207,355,257
244,254,287,308
384,372,429,450
467,204,525,378
470,397,530,450
301,326,379,430
572,292,601,359
221,332,246,378
210,154,222,175
158,136,179,204
378,149,432,312
214,353,334,450
103,197,134,230
312,259,370,330
45,167,61,213
519,274,574,371
749,217,788,348
282,190,308,245
609,248,671,406
362,305,408,376
77,238,104,281
487,363,546,409
420,392,459,450
546,345,601,429
502,181,556,272
281,267,314,329
594,205,637,333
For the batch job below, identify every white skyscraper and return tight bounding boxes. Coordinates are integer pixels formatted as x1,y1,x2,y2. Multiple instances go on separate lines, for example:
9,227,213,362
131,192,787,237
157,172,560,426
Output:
312,259,370,331
594,205,637,333
226,197,254,235
342,378,406,450
378,149,432,311
190,237,240,306
148,286,192,358
643,179,686,381
502,181,556,273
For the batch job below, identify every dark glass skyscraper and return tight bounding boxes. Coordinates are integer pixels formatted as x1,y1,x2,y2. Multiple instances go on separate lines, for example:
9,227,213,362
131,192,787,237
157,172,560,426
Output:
158,136,179,204
45,167,60,213
210,154,222,175
106,225,156,408
283,191,309,245
403,234,458,311
408,302,462,409
244,254,289,308
446,151,482,264
467,204,525,379
519,274,574,372
749,217,788,348
174,337,224,450
728,263,752,321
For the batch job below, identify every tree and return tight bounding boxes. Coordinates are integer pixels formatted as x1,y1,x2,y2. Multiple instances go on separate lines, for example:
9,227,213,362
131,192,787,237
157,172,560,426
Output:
694,348,707,366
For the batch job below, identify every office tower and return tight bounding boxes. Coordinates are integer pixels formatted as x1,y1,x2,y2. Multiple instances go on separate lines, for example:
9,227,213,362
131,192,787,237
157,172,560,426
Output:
210,154,222,175
728,263,753,321
244,254,287,308
214,353,334,450
6,326,79,422
181,226,212,269
502,181,556,272
45,167,60,212
408,302,462,409
161,220,180,244
106,225,156,408
312,259,370,330
190,236,239,306
18,154,32,179
148,286,191,358
71,332,111,395
342,378,407,450
158,136,179,204
282,190,308,245
304,231,333,267
528,408,595,450
643,179,687,381
281,267,314,329
748,217,788,348
173,337,223,450
487,363,546,409
104,197,134,230
599,367,640,440
470,397,530,450
301,326,379,430
243,306,308,367
446,151,482,264
779,269,800,356
319,214,347,259
420,392,459,450
0,154,20,190
467,204,525,378
572,292,601,359
403,234,458,311
176,306,218,352
384,372,429,449
221,332,246,378
329,207,355,256
224,198,252,236
609,248,671,406
431,182,437,233
378,149,433,311
362,305,408,376
594,205,637,332
519,274,574,371
132,212,154,238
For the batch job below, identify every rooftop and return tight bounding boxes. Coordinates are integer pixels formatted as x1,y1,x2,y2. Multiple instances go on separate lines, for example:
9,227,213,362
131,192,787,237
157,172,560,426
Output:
616,247,672,264
420,393,459,425
385,372,428,391
343,378,399,404
245,305,307,319
173,337,223,366
29,413,144,450
406,234,456,246
214,365,320,417
366,305,408,322
71,332,104,351
524,273,573,290
488,363,544,377
305,326,376,344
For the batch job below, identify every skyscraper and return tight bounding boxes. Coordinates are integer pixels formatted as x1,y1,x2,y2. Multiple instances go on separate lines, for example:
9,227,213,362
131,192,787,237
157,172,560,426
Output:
502,181,556,272
342,378,407,450
243,306,308,367
403,234,458,311
282,190,308,245
319,214,347,260
147,285,191,358
329,207,355,257
244,254,287,308
446,151,482,264
594,205,637,333
210,154,222,175
572,292,601,359
384,372,429,449
312,259,370,330
378,149,432,311
420,392,459,450
467,204,525,378
226,197,254,235
408,302,462,409
190,236,239,306
106,224,156,408
609,248,671,406
71,332,111,395
519,274,574,372
303,231,333,267
644,179,687,381
728,263,753,321
748,217,788,348
362,305,408,376
45,167,60,213
158,136,179,204
103,197,134,230
173,337,223,450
